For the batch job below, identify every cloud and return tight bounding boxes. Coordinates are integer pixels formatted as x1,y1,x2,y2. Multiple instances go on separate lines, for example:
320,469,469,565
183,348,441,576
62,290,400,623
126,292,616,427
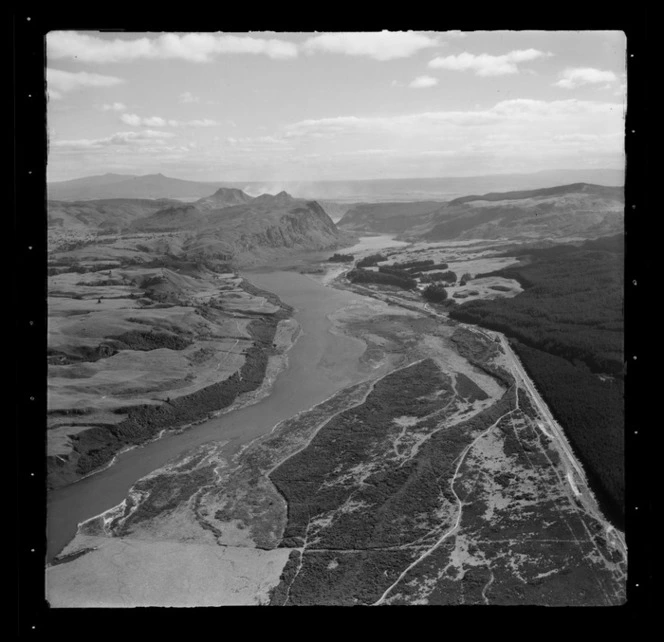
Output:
47,31,298,63
179,91,200,103
47,68,124,99
52,129,175,149
279,99,623,151
225,135,292,152
101,102,127,111
428,49,550,76
49,97,625,182
187,119,218,127
281,109,499,139
409,75,439,88
302,31,439,60
145,116,168,127
120,113,218,127
120,113,142,126
554,67,619,89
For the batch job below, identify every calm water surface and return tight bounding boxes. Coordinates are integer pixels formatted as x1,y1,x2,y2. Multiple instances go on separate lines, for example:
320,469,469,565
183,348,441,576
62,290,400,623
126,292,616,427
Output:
47,268,383,561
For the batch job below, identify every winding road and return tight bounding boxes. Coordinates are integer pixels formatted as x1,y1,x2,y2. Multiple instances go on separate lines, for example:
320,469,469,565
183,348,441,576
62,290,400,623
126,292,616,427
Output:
373,404,518,605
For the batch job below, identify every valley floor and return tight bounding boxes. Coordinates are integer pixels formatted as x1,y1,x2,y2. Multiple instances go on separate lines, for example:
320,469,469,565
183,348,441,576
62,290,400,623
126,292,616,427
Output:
46,236,626,607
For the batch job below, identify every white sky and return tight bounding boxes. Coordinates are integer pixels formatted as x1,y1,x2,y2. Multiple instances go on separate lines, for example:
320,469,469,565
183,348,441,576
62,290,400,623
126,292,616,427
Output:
46,30,627,182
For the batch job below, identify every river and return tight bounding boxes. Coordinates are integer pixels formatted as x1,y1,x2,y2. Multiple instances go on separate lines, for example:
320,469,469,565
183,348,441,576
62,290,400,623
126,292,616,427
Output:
47,265,392,561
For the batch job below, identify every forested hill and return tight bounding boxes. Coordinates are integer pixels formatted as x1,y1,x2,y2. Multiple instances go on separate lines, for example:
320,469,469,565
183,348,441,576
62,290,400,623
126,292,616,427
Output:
448,183,623,206
336,182,624,240
449,233,625,527
450,234,624,374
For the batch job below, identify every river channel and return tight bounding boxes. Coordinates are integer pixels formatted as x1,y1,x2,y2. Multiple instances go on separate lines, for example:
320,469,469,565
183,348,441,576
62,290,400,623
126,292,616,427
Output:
47,257,398,561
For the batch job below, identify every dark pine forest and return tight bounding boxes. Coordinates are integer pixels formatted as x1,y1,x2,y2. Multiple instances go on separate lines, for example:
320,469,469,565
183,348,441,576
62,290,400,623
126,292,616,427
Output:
449,234,625,527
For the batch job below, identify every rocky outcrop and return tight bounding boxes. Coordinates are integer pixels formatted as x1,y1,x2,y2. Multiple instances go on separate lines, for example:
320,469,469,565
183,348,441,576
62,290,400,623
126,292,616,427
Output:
195,187,255,210
49,188,349,261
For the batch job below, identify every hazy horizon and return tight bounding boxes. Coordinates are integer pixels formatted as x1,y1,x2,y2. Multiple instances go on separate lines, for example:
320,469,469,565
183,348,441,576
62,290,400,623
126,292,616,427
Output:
47,30,626,183
48,166,625,186
47,167,625,204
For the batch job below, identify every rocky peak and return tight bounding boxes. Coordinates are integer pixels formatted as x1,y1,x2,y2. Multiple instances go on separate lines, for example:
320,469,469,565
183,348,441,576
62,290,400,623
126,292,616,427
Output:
254,190,294,206
196,187,254,210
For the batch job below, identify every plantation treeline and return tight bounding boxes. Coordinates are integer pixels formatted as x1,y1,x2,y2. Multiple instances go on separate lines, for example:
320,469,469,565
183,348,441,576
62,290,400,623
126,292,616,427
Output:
391,259,434,270
449,233,625,521
409,262,449,274
378,265,415,279
420,270,457,284
513,341,624,527
450,236,623,375
356,254,387,268
347,268,417,290
328,253,354,263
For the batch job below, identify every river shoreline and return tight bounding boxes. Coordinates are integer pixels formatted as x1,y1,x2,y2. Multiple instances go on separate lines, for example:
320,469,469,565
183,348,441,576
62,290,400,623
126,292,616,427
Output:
47,256,391,562
47,278,294,492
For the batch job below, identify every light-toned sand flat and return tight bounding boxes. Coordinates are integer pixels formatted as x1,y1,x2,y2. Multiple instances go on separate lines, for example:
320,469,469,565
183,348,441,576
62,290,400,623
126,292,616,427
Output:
47,535,291,607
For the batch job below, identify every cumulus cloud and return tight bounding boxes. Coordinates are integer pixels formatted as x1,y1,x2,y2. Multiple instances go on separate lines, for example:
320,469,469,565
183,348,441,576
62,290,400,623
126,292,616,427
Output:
428,49,550,76
281,109,498,139
120,113,142,126
143,116,168,127
120,113,218,127
302,31,439,61
554,67,619,89
409,75,439,88
101,102,127,111
50,97,625,181
179,91,200,103
227,135,288,146
47,68,125,99
187,119,218,127
47,31,298,63
52,129,175,149
279,99,624,155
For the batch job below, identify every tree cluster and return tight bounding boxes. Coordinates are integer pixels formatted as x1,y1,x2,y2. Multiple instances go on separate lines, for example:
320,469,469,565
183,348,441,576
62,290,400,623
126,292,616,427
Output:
392,259,434,270
347,268,417,290
420,270,457,284
328,253,355,263
356,253,387,268
422,283,448,303
409,262,449,275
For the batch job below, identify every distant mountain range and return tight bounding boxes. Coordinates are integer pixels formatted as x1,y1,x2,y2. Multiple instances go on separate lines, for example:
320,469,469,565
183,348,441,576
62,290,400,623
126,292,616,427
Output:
48,173,226,201
338,183,624,241
48,180,625,262
48,188,351,264
48,169,624,203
